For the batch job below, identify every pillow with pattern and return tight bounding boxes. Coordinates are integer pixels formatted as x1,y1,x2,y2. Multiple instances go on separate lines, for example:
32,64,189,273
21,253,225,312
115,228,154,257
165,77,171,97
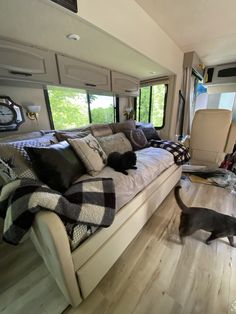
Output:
97,132,132,156
68,134,107,176
0,143,37,179
0,158,17,187
123,129,149,151
139,127,161,141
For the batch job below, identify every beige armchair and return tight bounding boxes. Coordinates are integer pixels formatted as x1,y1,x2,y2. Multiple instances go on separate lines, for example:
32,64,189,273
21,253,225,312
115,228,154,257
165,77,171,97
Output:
189,109,235,166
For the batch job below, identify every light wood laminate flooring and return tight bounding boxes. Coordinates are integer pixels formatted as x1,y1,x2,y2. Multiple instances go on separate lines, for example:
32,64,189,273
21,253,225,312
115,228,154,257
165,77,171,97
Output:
1,180,236,314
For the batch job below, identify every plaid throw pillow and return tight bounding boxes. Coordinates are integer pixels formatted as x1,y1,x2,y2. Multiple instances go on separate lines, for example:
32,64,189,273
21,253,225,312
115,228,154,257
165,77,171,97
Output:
150,140,191,165
0,158,17,187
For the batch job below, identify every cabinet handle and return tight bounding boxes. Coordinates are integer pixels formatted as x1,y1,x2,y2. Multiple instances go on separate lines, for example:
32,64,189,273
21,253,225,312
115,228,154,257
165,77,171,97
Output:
9,71,33,77
85,83,97,87
125,89,134,92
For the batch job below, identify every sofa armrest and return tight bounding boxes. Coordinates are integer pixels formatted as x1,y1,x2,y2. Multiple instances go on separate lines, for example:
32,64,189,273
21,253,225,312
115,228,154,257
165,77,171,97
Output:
30,211,82,307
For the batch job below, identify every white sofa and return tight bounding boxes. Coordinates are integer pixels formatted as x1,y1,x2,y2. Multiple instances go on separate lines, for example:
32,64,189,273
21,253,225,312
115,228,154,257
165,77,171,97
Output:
31,155,181,307
0,127,182,308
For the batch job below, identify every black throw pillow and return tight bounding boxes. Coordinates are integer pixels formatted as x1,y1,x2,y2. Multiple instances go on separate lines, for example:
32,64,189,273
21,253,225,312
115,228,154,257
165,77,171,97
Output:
25,141,86,192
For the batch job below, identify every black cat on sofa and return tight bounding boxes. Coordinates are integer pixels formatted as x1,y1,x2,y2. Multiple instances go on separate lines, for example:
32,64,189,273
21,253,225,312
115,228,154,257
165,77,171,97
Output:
107,151,137,175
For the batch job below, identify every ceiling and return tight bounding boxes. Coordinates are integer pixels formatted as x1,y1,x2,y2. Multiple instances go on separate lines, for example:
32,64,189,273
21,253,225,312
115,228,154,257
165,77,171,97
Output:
2,0,234,79
136,0,236,66
0,0,170,80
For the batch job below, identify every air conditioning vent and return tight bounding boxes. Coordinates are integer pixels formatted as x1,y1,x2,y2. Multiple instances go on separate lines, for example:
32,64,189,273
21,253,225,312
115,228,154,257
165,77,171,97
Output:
204,63,236,85
218,67,236,77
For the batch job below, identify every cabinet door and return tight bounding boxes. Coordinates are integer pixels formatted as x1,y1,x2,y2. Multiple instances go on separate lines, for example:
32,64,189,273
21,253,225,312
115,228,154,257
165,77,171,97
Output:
0,39,58,84
56,54,111,91
111,71,140,96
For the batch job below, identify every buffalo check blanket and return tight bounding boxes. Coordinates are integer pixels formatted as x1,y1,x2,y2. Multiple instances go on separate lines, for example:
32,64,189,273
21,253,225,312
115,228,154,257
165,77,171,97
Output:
150,140,191,165
0,177,116,245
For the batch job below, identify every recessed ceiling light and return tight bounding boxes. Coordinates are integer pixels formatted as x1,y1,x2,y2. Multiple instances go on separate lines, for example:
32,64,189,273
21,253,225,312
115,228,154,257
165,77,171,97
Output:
66,34,80,41
149,71,156,74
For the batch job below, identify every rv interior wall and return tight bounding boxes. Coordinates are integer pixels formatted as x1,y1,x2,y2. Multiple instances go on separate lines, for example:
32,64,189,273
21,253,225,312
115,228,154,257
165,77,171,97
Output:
78,0,184,139
0,83,51,137
0,0,184,139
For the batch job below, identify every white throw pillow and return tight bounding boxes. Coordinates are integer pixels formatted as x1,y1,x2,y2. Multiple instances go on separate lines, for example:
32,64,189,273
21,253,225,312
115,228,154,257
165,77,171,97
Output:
68,134,107,176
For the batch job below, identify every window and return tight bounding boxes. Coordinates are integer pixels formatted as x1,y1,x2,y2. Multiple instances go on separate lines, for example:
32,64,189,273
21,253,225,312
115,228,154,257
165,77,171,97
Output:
219,93,235,110
88,94,116,124
195,83,236,114
47,86,116,129
137,83,167,128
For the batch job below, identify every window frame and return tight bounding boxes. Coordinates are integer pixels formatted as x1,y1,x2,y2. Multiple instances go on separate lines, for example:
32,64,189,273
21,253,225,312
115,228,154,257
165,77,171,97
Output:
137,83,168,129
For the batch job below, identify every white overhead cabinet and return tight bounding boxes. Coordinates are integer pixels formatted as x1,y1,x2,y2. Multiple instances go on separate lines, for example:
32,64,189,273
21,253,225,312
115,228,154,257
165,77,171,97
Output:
0,39,58,84
111,71,140,96
56,54,111,92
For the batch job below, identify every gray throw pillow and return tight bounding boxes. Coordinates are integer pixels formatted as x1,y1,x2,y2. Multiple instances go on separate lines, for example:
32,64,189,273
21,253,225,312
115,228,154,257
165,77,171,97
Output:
139,127,161,141
123,129,149,151
97,133,132,155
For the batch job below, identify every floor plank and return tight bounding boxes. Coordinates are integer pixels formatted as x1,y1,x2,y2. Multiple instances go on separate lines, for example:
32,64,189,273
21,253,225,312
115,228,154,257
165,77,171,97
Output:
1,180,236,314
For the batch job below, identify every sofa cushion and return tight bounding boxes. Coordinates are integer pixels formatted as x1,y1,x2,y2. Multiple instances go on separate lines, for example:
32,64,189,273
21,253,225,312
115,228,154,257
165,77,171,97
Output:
68,134,107,176
123,129,148,150
110,120,136,134
97,132,132,156
55,130,90,142
90,124,113,137
75,147,174,211
25,141,86,192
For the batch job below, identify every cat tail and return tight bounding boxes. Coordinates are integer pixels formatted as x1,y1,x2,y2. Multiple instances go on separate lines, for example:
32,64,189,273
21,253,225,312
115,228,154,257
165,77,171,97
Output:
174,185,189,213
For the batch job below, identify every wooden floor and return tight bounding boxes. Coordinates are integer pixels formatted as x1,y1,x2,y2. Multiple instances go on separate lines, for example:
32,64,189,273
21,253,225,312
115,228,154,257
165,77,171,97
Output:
1,179,236,314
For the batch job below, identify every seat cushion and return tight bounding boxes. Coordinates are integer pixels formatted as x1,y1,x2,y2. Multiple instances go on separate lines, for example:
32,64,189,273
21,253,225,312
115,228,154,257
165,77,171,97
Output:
76,146,174,211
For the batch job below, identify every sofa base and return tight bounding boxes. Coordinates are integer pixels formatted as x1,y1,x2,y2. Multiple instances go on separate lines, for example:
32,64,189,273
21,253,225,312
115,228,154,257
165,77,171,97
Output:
31,165,182,307
76,165,182,299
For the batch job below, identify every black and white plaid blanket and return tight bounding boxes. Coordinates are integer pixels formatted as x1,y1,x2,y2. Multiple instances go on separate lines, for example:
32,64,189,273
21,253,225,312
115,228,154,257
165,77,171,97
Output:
0,177,116,245
150,140,191,165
